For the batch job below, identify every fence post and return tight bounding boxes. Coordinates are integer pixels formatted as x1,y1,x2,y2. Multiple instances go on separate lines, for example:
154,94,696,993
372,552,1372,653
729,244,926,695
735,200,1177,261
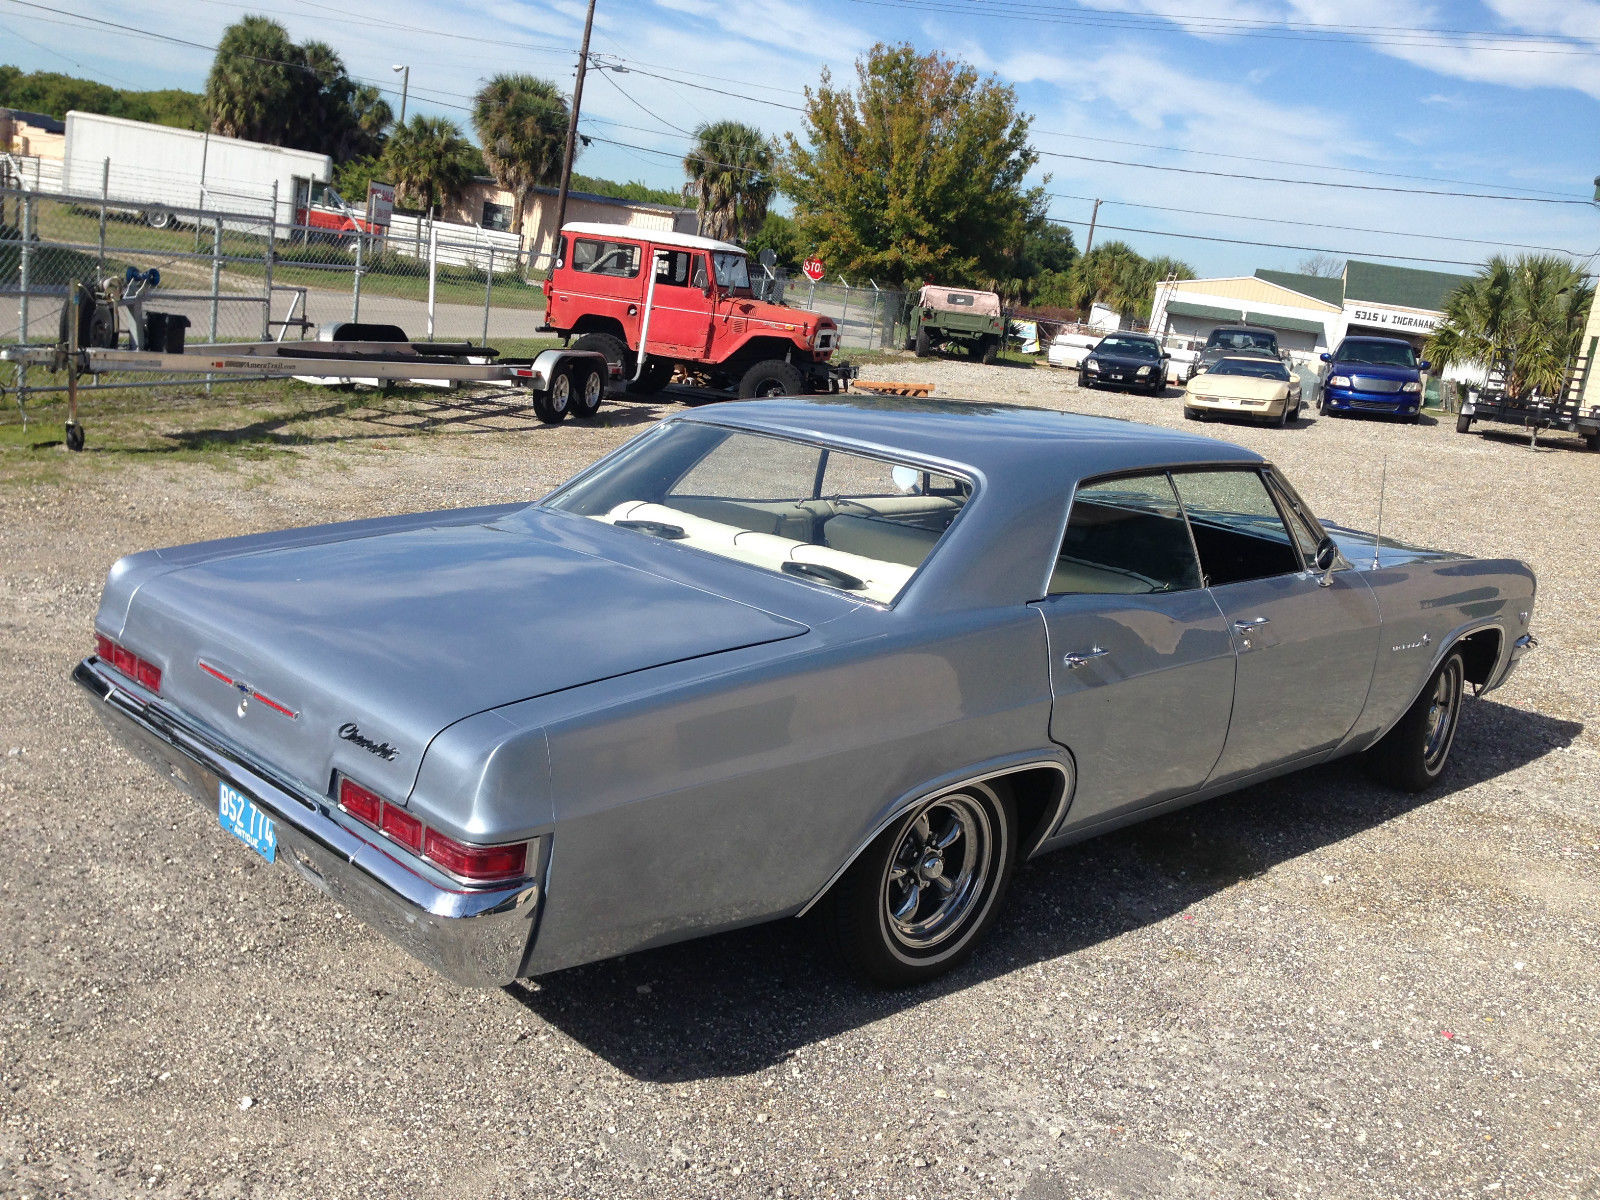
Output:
209,217,223,343
351,229,364,323
482,247,493,346
263,181,277,340
426,222,438,340
839,284,852,349
98,157,109,273
18,191,32,347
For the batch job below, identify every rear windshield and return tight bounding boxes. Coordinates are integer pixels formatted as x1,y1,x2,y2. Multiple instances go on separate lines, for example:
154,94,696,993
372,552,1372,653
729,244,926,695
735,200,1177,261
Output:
546,424,973,605
1097,337,1160,358
1206,329,1276,351
1337,340,1417,367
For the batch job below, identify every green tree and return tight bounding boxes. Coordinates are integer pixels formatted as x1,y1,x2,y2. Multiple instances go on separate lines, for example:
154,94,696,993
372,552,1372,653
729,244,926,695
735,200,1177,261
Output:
1,66,205,130
745,211,804,271
1427,253,1593,398
784,43,1044,287
204,16,303,144
471,74,570,235
683,120,775,243
1014,221,1077,304
381,115,477,212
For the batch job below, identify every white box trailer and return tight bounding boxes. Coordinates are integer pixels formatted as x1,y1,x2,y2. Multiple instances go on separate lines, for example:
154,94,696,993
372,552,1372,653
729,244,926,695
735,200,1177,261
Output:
59,111,331,230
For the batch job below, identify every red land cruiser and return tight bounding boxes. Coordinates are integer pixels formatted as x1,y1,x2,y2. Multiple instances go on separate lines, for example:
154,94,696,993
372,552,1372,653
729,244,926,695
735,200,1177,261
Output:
541,222,852,397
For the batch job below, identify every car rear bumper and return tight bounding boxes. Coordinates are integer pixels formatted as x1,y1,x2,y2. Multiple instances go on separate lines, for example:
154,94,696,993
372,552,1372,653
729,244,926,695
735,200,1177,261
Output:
73,658,542,987
1323,386,1419,416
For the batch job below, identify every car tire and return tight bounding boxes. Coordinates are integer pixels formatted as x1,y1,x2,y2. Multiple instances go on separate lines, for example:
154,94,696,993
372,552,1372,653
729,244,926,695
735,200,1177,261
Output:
826,780,1018,987
626,359,674,394
1183,407,1200,421
914,327,931,358
1276,402,1291,428
571,332,634,383
737,359,805,398
533,365,574,424
1078,372,1092,390
568,360,605,419
1366,652,1465,793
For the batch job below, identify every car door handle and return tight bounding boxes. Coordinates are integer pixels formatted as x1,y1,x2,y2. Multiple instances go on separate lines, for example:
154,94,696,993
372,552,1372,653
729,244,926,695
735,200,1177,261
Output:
1233,617,1270,631
1062,647,1109,669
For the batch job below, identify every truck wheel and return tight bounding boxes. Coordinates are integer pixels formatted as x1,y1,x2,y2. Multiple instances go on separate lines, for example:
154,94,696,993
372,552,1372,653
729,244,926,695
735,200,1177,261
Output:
571,332,633,382
737,359,804,398
627,360,674,394
914,328,931,358
979,337,997,366
568,361,605,419
1366,652,1465,793
142,208,172,230
534,367,574,424
1586,430,1600,452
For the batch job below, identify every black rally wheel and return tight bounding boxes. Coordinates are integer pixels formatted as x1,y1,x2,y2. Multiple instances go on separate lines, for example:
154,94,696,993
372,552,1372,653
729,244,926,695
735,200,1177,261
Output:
1367,651,1465,792
568,360,604,419
736,359,804,398
825,781,1017,987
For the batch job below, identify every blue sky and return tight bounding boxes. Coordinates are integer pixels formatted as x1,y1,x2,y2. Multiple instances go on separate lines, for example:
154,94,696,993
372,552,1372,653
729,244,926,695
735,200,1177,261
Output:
4,0,1598,279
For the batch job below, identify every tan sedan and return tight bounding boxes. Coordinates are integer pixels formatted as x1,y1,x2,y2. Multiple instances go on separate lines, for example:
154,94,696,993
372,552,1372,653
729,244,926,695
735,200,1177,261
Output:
1183,356,1303,427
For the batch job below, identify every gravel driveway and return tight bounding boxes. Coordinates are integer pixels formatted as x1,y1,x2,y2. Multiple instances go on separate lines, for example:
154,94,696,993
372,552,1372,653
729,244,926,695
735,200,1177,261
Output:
2,357,1595,1199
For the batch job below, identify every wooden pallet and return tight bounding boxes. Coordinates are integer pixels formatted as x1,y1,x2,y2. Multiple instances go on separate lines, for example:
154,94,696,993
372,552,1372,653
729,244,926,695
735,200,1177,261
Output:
850,380,934,398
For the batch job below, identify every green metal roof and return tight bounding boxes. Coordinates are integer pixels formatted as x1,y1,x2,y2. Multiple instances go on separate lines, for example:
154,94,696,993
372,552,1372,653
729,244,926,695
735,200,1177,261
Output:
1343,260,1469,311
1243,310,1327,335
1252,269,1345,307
1166,299,1243,322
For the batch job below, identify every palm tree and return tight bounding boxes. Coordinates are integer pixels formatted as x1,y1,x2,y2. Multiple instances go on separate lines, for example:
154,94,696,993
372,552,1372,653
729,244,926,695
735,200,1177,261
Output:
205,16,301,144
1427,253,1591,398
471,75,570,235
381,116,477,213
683,121,774,243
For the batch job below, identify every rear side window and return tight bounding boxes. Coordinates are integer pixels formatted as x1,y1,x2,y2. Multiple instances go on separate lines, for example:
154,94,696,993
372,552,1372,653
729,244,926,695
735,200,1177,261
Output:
1171,470,1301,586
1051,473,1201,595
572,238,641,278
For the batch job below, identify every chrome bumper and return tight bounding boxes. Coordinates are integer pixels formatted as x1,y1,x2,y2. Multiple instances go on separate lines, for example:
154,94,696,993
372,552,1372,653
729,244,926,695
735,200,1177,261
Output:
73,658,542,987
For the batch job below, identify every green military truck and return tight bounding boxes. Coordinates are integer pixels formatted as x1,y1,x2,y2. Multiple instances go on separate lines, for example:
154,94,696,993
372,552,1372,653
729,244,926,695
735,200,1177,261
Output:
905,286,1006,364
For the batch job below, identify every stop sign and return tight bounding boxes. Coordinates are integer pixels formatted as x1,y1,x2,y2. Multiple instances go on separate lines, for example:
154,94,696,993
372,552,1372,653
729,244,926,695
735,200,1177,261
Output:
802,257,825,282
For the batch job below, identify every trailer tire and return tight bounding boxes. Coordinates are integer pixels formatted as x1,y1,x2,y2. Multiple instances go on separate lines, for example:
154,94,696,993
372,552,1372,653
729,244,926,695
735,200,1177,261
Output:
571,332,633,382
1456,413,1473,434
569,361,605,419
534,367,574,424
737,359,804,398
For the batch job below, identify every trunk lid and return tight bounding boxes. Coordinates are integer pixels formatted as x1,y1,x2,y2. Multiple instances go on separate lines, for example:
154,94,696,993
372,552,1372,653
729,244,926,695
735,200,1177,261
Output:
118,518,808,799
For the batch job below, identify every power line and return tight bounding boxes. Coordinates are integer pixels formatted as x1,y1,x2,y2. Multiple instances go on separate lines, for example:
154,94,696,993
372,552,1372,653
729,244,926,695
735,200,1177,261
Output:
1037,148,1596,205
1046,193,1587,256
848,0,1600,56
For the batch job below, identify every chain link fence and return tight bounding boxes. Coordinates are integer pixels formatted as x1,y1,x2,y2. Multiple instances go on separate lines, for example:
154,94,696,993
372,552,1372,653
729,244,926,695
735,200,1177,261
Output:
754,270,908,352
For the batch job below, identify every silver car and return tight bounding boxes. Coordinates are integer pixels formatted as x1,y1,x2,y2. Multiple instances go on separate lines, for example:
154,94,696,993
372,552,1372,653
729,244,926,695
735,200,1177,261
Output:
77,399,1537,988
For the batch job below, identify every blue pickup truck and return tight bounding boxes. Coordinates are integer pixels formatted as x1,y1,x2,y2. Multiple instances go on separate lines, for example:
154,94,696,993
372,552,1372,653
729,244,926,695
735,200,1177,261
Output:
1317,335,1430,422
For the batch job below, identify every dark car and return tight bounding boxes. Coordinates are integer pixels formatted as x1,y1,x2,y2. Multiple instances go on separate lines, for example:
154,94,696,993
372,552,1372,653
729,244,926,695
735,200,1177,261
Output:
1078,333,1168,394
1318,336,1429,422
1186,325,1281,382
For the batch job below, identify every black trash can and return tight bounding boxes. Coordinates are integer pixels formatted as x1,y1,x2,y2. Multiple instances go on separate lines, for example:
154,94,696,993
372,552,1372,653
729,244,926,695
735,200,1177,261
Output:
144,311,190,354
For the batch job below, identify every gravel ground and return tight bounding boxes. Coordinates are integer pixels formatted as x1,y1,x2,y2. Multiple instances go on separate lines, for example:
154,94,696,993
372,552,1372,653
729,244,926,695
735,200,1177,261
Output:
1,357,1596,1199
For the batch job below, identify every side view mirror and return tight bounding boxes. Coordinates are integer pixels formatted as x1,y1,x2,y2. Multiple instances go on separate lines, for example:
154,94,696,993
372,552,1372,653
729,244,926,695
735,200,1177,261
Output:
1319,352,1331,362
702,284,713,298
1314,535,1339,584
1419,359,1431,371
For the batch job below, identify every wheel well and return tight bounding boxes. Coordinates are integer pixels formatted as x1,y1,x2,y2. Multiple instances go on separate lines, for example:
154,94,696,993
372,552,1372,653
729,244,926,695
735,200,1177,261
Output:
570,315,629,343
1454,627,1502,688
998,766,1071,857
722,337,803,374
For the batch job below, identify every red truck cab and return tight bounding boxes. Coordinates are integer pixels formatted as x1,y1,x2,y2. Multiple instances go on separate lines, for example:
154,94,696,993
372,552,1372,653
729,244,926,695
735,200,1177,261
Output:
542,222,850,397
295,184,382,239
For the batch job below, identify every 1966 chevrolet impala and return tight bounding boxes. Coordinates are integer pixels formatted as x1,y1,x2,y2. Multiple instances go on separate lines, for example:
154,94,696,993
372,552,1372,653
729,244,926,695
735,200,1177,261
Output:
76,399,1537,987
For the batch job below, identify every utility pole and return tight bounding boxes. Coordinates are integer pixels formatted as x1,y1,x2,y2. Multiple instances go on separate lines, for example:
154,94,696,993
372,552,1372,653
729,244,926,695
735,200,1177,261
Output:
392,65,410,126
1084,198,1101,255
552,0,596,250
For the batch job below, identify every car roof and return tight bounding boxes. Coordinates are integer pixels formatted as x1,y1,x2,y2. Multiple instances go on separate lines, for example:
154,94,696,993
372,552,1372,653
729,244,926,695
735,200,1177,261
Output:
683,396,1261,480
561,221,744,255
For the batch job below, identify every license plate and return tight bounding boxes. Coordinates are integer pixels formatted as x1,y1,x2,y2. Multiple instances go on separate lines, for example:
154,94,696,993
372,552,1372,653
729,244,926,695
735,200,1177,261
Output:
219,781,277,862
1220,397,1241,406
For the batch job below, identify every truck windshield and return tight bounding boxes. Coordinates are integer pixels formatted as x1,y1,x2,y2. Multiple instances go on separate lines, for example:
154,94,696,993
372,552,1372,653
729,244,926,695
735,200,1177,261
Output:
712,252,752,291
1339,341,1417,367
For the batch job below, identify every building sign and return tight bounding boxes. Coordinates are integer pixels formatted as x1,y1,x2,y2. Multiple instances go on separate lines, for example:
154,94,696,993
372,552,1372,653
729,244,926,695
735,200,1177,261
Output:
1345,303,1440,335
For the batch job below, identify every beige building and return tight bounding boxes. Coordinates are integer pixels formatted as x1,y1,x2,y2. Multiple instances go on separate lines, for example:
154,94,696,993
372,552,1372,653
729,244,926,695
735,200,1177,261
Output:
444,179,696,259
0,109,65,160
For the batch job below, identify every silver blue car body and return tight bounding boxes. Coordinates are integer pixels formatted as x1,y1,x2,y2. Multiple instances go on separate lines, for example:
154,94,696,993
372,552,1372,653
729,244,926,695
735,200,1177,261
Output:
76,398,1537,986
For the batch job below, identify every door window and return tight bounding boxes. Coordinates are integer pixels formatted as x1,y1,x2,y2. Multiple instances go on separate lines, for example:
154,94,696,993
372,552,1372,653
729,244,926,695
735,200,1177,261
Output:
1051,473,1201,595
1171,469,1301,586
654,249,708,289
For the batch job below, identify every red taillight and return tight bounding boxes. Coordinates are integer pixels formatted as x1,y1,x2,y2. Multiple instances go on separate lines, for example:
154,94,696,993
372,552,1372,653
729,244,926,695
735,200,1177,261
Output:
424,829,527,882
380,803,424,852
339,777,383,827
95,633,161,694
